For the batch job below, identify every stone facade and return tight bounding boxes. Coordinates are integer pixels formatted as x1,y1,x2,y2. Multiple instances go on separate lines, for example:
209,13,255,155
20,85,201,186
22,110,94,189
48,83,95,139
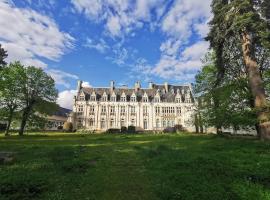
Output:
68,80,196,132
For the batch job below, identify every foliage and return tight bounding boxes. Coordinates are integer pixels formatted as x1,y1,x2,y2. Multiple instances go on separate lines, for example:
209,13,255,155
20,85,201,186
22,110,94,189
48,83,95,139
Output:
63,122,73,132
0,133,269,200
120,126,127,133
127,125,136,133
0,44,7,68
106,128,121,134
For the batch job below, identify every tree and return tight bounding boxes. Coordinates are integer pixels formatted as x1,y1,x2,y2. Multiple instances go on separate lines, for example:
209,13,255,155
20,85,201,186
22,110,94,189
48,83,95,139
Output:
207,0,270,139
18,66,58,136
0,62,24,135
0,44,8,68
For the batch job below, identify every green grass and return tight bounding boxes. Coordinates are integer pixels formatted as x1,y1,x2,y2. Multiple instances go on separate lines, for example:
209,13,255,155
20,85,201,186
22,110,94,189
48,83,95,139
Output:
0,132,270,200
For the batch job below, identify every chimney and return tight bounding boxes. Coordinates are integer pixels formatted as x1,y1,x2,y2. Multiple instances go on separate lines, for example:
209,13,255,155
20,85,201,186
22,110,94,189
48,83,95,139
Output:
134,81,141,91
110,80,115,92
164,82,168,93
149,82,154,89
77,80,82,91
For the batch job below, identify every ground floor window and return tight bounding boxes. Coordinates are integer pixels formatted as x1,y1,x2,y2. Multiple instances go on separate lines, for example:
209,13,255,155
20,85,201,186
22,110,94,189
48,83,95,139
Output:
110,119,114,128
89,119,94,127
101,119,106,129
120,119,125,127
156,119,160,128
143,120,148,130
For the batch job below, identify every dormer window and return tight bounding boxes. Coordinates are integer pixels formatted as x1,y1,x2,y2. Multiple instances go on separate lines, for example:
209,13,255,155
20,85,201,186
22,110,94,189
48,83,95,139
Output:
154,92,160,103
102,92,107,102
130,93,137,102
90,92,96,101
120,93,126,102
185,92,191,103
110,92,116,102
142,93,148,102
176,97,181,103
79,95,85,101
171,89,174,94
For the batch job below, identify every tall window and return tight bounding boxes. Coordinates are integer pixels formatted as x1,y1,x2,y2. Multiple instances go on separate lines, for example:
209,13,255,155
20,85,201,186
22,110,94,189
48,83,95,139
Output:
89,105,95,115
130,106,135,114
176,107,181,115
143,120,148,129
89,119,94,127
110,119,114,127
120,106,125,115
101,105,106,114
78,105,83,112
101,119,106,129
143,106,148,115
155,107,160,115
110,106,115,115
156,119,160,128
120,119,125,127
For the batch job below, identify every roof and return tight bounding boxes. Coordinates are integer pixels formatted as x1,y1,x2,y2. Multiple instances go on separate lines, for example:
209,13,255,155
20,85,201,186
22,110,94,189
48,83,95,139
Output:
78,83,194,103
53,107,72,117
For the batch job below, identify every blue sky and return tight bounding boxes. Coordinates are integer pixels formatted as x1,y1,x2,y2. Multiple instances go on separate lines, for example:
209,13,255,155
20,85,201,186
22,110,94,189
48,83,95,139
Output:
0,0,211,108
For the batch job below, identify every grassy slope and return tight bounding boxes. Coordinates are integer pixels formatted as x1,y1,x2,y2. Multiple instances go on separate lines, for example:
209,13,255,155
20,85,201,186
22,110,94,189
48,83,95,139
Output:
0,133,270,200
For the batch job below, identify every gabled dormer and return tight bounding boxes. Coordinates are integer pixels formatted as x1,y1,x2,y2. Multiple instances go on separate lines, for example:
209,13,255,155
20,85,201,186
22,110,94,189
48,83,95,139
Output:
90,91,96,101
154,91,160,103
110,91,116,102
78,91,85,101
175,90,182,103
130,92,137,102
185,91,191,103
142,92,148,102
101,92,108,102
120,92,126,102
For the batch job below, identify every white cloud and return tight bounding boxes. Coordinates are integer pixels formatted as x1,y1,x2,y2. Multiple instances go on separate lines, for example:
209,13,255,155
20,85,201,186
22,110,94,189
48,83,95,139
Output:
182,41,209,61
84,38,109,53
57,90,77,109
82,81,92,88
0,1,74,68
71,0,165,37
47,69,79,88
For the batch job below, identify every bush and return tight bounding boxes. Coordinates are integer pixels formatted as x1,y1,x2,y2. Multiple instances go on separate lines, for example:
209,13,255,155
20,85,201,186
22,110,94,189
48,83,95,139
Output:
0,123,7,131
121,126,127,133
174,124,185,132
57,126,63,130
107,128,120,134
163,127,176,133
63,122,73,132
127,126,136,133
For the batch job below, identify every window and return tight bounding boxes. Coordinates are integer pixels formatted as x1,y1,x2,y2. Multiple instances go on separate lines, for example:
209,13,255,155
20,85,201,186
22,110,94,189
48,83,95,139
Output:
78,105,83,112
143,120,148,129
176,107,181,115
130,95,136,102
143,106,148,115
79,95,84,101
142,96,148,102
120,106,125,115
101,105,106,114
162,120,166,127
102,94,107,102
130,106,136,114
155,107,160,115
90,95,96,101
89,105,95,114
120,119,125,127
154,97,160,103
110,119,114,127
101,119,106,129
110,95,116,102
131,119,135,126
120,96,126,102
110,106,115,115
89,119,94,127
156,119,160,128
186,98,191,103
176,97,181,103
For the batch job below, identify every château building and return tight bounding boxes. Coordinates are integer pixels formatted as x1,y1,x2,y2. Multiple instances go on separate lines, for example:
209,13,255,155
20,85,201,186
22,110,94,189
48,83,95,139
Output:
68,80,196,132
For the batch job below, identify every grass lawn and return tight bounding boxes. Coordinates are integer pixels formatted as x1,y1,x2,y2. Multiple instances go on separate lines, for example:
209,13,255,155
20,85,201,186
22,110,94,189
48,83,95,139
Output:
0,132,270,200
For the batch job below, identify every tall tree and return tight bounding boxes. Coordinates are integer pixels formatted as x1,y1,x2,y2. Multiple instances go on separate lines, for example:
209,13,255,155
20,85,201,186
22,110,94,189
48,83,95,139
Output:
0,62,24,135
0,44,8,68
207,0,270,139
18,66,58,136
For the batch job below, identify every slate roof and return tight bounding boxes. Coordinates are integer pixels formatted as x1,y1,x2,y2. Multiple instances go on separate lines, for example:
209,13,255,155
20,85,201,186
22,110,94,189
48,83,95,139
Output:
53,107,72,117
78,83,194,103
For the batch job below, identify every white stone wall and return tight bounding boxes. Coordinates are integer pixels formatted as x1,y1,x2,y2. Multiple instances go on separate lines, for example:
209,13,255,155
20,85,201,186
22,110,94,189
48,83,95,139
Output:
71,98,195,132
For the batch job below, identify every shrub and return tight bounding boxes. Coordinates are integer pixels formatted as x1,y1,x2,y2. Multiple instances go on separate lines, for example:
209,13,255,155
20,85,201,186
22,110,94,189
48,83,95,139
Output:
174,124,185,132
127,126,136,133
121,126,127,133
107,128,120,134
63,122,73,132
57,126,63,130
163,127,176,133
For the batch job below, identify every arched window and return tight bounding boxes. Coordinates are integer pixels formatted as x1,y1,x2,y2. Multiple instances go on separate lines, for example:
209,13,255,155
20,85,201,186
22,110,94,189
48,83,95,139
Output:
156,119,160,128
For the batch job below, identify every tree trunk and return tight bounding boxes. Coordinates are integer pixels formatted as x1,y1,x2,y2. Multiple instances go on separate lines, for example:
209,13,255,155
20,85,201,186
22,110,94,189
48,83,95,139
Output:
18,106,31,136
5,109,14,136
241,31,270,140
